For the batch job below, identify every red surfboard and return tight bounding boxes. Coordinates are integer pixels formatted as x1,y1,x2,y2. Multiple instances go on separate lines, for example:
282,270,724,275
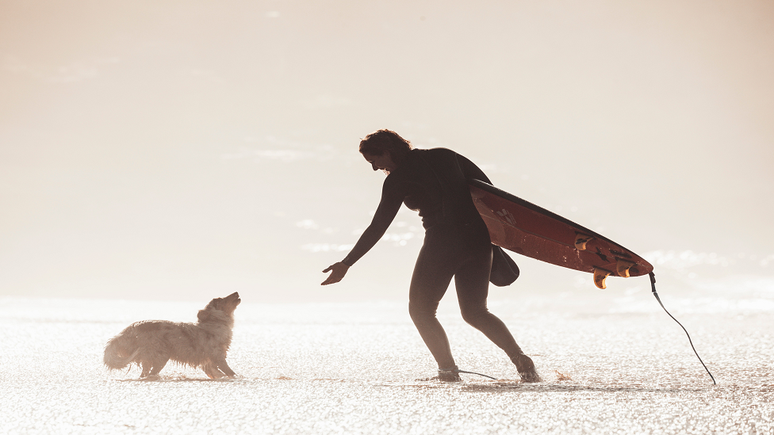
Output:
469,179,653,289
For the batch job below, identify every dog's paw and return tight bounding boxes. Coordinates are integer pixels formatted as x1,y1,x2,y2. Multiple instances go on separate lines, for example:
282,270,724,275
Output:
140,374,161,381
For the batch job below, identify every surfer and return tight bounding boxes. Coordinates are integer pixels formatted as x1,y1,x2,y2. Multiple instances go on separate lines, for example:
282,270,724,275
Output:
321,129,540,382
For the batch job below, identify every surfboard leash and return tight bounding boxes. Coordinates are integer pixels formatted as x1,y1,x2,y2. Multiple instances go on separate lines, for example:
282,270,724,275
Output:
457,369,498,380
649,272,716,385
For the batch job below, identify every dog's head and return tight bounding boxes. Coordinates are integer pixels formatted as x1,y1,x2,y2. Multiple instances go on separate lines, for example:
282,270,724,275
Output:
197,292,241,323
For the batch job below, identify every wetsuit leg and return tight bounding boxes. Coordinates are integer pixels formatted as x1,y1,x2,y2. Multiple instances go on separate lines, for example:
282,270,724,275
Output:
408,240,457,370
454,244,525,359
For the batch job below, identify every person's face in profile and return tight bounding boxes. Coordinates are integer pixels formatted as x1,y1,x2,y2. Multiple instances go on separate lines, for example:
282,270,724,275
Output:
362,151,397,173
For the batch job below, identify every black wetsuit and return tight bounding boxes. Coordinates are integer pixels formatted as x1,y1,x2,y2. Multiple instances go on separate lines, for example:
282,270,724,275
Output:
342,148,525,370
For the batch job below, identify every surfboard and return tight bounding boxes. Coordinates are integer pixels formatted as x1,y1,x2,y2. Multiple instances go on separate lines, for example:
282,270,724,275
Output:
469,179,653,289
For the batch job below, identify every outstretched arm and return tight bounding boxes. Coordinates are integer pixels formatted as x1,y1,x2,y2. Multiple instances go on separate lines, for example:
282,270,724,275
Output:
321,176,405,285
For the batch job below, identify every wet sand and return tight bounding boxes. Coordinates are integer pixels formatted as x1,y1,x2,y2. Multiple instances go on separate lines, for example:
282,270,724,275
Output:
1,291,771,434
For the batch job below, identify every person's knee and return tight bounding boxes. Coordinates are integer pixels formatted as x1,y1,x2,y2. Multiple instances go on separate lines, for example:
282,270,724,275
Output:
408,300,437,325
460,306,489,328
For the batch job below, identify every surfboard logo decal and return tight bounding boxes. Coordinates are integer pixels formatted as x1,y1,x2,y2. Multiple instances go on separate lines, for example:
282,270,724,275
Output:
495,208,516,225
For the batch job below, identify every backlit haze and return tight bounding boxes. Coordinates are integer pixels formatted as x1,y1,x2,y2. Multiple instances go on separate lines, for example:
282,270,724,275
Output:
2,0,772,302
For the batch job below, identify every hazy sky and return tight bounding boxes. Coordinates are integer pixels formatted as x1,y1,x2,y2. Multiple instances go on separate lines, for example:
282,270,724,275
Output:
1,0,772,302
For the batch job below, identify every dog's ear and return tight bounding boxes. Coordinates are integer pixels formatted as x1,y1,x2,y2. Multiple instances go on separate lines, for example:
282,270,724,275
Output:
197,309,211,322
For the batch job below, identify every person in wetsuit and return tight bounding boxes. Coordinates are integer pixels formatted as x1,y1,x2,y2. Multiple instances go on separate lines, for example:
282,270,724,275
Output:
321,129,540,382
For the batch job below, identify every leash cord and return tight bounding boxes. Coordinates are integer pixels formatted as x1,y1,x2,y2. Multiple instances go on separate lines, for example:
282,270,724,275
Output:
457,369,498,380
649,272,716,385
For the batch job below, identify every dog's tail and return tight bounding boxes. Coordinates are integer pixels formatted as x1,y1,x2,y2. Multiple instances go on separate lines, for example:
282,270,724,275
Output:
103,333,141,370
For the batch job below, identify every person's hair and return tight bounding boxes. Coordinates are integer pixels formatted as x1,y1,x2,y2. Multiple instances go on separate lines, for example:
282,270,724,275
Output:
359,129,413,162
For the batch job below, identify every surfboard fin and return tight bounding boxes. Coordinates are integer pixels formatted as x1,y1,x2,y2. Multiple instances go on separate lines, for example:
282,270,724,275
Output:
616,260,636,278
574,233,593,251
593,268,611,289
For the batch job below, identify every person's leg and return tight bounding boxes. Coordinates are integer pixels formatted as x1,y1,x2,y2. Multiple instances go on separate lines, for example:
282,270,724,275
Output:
408,242,457,374
455,245,541,382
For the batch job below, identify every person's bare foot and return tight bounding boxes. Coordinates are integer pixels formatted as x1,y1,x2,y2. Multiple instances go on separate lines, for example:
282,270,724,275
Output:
514,354,541,383
436,366,461,382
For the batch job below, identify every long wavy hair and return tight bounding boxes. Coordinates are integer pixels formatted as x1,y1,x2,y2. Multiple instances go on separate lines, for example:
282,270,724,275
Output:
359,129,413,163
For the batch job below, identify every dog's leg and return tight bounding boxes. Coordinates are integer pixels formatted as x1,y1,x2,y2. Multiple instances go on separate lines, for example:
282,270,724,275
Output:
214,358,236,378
140,361,152,378
148,358,169,376
202,363,225,379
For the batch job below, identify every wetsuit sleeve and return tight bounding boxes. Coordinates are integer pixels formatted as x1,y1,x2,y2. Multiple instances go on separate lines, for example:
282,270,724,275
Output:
457,153,493,185
341,176,406,266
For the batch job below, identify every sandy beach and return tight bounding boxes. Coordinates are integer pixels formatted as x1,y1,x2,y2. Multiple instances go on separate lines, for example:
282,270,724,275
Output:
2,288,771,434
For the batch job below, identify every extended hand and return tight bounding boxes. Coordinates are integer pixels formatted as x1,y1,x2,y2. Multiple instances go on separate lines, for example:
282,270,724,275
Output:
321,262,350,285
